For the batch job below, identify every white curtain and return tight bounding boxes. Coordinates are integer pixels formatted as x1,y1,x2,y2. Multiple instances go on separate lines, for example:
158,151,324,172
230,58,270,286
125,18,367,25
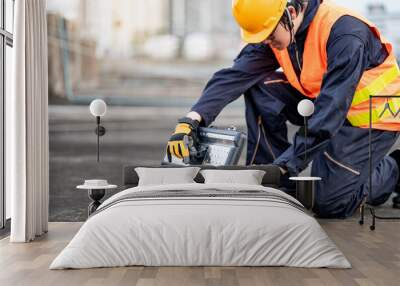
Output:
8,0,49,242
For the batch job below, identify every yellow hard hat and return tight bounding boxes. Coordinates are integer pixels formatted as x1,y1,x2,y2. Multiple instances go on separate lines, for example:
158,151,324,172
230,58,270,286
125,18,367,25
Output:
232,0,288,43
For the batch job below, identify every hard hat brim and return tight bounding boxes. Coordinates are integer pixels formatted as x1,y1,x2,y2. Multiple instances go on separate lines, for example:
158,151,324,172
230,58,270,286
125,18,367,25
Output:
240,25,277,44
236,0,287,44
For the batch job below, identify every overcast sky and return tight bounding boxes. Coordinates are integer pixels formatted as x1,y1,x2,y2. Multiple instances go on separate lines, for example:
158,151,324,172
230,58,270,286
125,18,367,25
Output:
333,0,400,14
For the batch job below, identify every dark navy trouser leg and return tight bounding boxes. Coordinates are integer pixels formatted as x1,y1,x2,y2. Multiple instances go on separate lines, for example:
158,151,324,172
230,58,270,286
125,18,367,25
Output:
244,72,400,218
312,126,399,218
244,72,311,192
244,72,306,165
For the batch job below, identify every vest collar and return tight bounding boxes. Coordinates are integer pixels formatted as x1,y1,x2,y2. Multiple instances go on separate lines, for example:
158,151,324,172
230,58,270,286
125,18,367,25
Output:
296,0,321,36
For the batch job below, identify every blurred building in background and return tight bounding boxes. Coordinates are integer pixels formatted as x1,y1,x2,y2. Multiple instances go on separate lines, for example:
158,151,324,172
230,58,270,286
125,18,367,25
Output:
47,0,400,62
368,3,400,58
46,0,242,101
170,0,240,60
46,0,400,102
81,0,170,58
47,0,240,60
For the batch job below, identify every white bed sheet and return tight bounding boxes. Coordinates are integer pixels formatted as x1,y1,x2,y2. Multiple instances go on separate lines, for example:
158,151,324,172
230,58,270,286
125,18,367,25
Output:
50,183,350,269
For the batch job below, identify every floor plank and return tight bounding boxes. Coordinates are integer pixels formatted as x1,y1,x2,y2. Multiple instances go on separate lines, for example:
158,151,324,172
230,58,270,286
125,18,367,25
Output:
0,221,399,286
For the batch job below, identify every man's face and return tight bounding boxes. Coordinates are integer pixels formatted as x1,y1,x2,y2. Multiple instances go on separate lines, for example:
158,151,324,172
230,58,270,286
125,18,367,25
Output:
263,23,292,50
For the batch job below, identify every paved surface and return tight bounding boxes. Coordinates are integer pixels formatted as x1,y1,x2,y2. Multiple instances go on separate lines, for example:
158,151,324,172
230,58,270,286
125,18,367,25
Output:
54,59,233,107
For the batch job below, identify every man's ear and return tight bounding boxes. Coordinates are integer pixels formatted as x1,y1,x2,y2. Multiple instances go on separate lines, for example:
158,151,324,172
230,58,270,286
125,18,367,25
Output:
284,7,296,31
287,6,298,20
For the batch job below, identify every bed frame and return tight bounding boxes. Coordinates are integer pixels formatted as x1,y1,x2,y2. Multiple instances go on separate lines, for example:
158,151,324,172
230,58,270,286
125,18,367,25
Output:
122,164,281,189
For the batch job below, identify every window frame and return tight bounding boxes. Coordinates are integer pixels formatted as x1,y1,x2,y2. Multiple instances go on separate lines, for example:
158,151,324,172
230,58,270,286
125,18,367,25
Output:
1,0,14,230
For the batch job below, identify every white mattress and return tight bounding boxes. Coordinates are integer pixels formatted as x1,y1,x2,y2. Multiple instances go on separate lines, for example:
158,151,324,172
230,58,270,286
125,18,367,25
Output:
50,183,351,269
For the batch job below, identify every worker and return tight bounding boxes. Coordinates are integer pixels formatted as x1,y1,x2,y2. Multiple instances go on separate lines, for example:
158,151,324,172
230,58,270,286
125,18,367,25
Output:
166,0,400,218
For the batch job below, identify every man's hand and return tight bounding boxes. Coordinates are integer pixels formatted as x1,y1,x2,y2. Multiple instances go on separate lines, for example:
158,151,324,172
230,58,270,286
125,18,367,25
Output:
166,117,199,163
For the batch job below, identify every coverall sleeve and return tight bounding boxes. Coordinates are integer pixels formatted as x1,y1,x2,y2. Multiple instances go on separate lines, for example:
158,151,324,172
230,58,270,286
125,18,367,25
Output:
190,44,280,127
273,34,368,175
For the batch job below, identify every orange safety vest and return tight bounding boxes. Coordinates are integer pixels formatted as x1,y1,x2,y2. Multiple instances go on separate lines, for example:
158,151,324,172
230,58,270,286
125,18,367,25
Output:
271,0,400,131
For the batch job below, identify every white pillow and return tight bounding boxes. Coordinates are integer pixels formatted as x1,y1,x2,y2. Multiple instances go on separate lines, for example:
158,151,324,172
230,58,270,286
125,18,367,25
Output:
135,167,201,186
200,169,266,185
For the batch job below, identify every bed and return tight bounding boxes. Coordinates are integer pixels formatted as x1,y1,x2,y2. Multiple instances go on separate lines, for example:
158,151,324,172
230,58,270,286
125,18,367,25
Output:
50,165,351,269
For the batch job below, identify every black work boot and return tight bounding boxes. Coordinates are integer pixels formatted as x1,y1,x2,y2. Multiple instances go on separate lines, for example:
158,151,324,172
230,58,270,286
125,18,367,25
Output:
389,150,400,209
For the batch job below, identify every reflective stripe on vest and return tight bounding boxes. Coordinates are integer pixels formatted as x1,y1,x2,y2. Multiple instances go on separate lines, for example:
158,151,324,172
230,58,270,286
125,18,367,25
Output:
352,64,400,106
347,97,400,131
271,0,400,131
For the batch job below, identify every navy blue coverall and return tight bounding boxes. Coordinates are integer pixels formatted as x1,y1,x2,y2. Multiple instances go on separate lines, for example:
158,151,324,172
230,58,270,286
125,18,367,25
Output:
190,0,399,218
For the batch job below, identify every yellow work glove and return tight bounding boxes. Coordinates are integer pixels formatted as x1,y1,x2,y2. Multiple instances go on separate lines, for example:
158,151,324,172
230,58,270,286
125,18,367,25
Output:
166,117,199,163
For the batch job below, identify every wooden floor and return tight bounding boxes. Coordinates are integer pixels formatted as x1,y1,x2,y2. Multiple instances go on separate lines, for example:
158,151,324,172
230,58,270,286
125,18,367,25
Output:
0,220,399,286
